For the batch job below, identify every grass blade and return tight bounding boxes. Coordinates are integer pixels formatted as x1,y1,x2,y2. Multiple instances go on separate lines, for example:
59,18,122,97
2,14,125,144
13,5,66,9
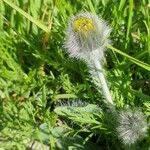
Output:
2,0,49,32
108,45,150,71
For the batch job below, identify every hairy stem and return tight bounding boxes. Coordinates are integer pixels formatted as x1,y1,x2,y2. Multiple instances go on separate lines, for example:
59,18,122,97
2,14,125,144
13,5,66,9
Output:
92,58,113,104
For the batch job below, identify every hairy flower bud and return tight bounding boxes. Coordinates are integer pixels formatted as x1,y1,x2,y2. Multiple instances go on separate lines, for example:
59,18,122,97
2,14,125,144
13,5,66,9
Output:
116,108,148,146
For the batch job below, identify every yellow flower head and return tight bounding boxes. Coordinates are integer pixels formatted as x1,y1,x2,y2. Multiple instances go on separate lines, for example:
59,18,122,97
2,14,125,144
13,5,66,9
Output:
64,12,111,63
73,17,95,37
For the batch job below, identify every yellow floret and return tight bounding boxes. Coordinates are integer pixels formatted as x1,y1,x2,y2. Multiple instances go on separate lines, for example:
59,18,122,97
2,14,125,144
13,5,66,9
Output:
73,17,95,36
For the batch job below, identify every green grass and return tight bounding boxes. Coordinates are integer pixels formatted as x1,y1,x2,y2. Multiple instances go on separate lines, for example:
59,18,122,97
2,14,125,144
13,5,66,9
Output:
0,0,150,149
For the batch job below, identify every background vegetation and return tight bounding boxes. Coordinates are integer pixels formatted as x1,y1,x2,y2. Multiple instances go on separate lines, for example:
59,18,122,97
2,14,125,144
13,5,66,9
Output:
0,0,150,149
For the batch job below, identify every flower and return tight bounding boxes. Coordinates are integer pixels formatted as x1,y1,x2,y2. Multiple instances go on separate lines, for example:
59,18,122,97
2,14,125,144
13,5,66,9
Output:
64,12,113,104
64,12,111,63
116,108,148,146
